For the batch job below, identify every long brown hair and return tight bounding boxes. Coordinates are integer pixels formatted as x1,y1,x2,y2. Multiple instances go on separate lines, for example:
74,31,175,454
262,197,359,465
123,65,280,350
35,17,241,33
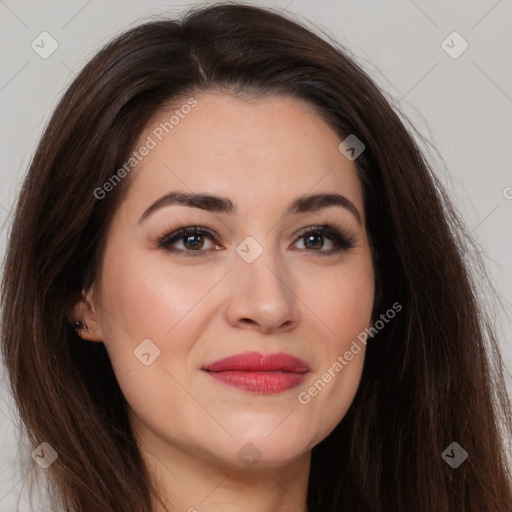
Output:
2,3,511,511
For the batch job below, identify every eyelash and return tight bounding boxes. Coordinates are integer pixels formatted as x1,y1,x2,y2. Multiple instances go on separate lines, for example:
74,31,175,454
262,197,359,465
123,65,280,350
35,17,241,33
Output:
155,224,356,257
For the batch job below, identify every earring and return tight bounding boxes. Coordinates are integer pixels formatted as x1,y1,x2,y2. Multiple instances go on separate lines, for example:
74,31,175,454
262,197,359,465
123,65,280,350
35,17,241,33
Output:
73,320,88,332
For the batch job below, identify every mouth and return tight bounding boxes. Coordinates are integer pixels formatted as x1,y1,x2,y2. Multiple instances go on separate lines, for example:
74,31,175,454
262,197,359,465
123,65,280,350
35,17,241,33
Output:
202,351,310,394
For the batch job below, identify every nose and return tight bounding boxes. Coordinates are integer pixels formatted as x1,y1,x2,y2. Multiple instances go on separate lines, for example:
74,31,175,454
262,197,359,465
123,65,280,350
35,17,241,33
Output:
223,245,300,334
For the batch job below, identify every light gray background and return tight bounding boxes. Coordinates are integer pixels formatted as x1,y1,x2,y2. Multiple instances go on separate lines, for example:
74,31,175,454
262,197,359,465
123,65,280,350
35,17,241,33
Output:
1,1,511,509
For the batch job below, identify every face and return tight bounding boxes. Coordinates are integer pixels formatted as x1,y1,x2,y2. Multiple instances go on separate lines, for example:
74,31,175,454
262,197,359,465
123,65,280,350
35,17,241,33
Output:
78,92,374,470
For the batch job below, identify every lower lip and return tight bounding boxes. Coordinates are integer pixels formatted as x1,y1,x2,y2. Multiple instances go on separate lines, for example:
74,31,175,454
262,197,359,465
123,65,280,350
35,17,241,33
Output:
204,370,308,393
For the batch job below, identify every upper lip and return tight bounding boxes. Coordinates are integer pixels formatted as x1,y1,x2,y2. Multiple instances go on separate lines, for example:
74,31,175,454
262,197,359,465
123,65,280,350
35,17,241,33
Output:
203,351,310,373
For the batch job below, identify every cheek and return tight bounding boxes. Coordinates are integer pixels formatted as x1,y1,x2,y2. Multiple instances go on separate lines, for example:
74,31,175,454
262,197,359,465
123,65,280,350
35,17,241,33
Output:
295,260,373,442
308,256,375,340
96,250,222,411
95,254,203,442
299,347,365,449
98,250,205,343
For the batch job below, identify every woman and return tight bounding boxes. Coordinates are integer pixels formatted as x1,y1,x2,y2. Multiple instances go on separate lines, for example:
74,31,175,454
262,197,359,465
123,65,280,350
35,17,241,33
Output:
1,3,511,511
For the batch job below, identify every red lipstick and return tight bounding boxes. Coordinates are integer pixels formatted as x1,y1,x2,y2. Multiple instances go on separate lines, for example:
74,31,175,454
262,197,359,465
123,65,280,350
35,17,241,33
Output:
202,351,310,394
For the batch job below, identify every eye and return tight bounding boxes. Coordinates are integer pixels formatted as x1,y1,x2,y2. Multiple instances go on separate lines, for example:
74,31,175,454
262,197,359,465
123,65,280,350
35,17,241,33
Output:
156,223,355,257
293,224,356,255
157,226,221,256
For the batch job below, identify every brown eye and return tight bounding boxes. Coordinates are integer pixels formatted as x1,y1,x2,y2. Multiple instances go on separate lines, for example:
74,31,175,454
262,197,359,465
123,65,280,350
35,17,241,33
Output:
158,226,221,256
301,232,329,251
157,223,355,257
294,224,356,254
181,234,205,250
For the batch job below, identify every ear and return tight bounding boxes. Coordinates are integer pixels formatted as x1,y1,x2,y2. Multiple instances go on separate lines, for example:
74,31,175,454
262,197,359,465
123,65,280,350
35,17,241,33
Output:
68,287,103,342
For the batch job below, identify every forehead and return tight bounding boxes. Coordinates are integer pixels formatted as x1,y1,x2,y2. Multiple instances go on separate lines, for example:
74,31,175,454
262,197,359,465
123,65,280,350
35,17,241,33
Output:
123,92,364,218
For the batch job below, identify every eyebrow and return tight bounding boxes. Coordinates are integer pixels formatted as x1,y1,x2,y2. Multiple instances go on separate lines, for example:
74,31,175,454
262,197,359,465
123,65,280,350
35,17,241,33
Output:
138,191,362,225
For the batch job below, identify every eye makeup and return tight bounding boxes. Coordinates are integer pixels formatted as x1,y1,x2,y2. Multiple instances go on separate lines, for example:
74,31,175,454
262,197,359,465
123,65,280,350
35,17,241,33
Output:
152,222,356,258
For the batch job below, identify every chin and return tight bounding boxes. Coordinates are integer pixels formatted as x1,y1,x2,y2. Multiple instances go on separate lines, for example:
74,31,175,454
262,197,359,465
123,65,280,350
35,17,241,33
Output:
210,431,314,470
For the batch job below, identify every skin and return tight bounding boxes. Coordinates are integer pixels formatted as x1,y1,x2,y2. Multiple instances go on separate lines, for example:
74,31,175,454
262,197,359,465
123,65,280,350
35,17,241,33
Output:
74,92,375,512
